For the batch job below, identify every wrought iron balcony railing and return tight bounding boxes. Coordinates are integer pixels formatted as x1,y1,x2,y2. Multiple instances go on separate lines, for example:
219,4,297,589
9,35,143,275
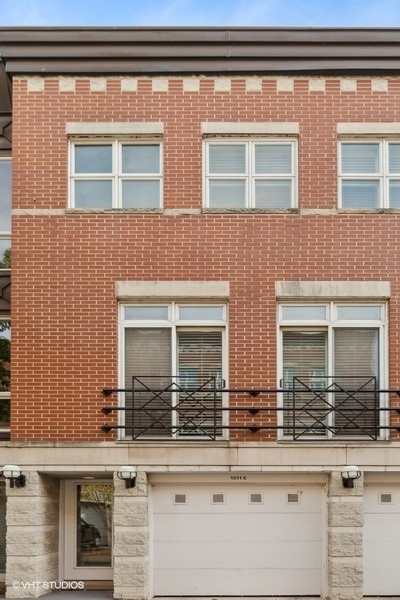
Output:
100,375,400,441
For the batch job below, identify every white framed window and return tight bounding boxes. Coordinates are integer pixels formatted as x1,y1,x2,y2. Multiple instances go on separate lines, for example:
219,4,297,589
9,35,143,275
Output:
0,158,11,266
69,140,163,209
120,303,227,439
278,302,387,440
204,139,297,209
339,140,400,208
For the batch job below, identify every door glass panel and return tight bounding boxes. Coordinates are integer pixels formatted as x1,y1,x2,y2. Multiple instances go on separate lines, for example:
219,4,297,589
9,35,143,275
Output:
125,328,172,437
177,330,223,437
333,328,379,436
282,331,328,437
76,484,113,568
0,482,6,573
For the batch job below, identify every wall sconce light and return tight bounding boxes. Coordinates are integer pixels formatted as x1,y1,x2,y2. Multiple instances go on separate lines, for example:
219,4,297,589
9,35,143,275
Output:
341,465,361,488
117,466,137,488
1,464,26,488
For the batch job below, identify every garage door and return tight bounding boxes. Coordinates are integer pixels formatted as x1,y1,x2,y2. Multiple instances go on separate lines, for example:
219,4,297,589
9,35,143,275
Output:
364,484,400,595
153,482,324,596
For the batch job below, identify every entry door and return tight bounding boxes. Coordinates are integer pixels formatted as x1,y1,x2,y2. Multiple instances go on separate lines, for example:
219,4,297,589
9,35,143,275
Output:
63,481,113,580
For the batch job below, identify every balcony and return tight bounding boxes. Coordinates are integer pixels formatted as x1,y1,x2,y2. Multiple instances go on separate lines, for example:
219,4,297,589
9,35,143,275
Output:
101,375,400,441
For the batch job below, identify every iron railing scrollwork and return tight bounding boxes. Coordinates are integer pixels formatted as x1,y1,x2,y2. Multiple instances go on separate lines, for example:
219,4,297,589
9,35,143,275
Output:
101,375,400,441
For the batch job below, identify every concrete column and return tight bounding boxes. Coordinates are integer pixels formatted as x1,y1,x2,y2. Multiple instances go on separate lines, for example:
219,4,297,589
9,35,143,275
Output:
327,471,363,600
5,472,59,599
113,471,150,600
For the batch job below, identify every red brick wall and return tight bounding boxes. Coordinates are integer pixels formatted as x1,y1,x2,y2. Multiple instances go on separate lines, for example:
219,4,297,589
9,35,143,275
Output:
11,76,400,441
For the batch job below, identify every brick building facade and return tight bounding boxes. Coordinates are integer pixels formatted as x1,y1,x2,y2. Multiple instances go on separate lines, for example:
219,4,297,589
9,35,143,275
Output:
1,27,400,599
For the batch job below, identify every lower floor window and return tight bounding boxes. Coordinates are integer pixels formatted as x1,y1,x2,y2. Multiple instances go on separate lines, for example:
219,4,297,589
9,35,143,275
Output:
279,303,386,439
122,303,226,439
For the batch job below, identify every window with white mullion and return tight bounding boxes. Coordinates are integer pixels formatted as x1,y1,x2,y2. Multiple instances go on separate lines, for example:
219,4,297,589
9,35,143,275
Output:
206,140,296,209
252,142,294,209
279,302,387,440
339,140,400,209
119,143,162,209
207,142,248,208
70,140,162,209
387,142,400,208
72,142,115,209
121,303,227,439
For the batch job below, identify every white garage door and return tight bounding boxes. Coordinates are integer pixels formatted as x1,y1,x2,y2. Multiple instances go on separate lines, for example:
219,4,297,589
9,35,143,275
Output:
364,484,400,595
153,482,324,596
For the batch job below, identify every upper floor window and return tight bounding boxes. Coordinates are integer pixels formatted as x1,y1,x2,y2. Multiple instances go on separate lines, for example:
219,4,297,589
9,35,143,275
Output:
339,141,400,208
204,140,297,209
0,158,11,265
70,141,163,209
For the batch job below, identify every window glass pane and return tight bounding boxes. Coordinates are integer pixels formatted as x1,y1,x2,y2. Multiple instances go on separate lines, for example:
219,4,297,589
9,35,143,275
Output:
177,330,223,435
125,328,172,437
122,145,160,174
389,144,400,173
74,145,112,173
0,321,10,393
341,180,380,208
178,306,224,320
77,484,112,567
209,180,246,208
282,331,327,384
337,306,381,320
208,145,246,174
0,241,11,268
282,331,328,436
177,331,223,388
254,144,292,174
281,306,327,320
125,328,171,379
124,306,169,320
341,144,380,173
0,160,12,232
74,180,113,208
334,329,379,383
122,180,160,208
333,328,379,436
389,180,400,207
255,180,292,208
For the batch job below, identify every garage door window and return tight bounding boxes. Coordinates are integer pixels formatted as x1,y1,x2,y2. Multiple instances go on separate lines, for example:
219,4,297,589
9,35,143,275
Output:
279,302,387,439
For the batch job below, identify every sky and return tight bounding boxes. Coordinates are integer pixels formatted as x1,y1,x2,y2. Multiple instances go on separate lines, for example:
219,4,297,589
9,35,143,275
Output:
2,0,400,28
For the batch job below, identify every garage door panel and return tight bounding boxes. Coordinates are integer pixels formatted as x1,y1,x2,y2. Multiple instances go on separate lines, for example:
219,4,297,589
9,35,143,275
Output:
364,488,400,512
153,483,324,596
153,487,321,513
364,569,400,596
154,567,321,596
364,484,400,596
154,512,321,542
155,540,322,570
364,540,400,568
365,514,400,541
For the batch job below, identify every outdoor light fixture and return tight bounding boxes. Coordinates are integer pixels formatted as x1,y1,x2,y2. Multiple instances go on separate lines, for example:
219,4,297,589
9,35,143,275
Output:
1,464,26,488
117,466,137,488
341,465,361,488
